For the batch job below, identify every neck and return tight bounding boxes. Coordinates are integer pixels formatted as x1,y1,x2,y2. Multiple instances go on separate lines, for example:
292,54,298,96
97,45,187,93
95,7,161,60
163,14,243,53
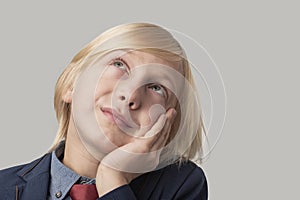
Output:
62,117,103,178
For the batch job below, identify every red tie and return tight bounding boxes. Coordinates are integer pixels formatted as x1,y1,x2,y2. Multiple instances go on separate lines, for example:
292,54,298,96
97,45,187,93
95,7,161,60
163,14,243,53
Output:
69,184,99,200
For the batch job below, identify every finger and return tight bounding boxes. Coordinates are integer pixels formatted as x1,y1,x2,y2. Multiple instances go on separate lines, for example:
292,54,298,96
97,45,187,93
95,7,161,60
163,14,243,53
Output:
154,108,176,136
156,108,177,139
152,118,173,149
144,114,166,137
141,108,176,151
152,126,171,149
144,108,174,141
149,108,177,149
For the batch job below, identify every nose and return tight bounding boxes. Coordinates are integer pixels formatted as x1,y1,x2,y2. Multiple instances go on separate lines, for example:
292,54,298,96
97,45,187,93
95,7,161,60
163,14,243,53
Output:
118,87,143,110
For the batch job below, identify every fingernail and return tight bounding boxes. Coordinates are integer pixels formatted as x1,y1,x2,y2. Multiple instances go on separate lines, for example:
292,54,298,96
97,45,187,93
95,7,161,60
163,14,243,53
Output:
172,109,177,116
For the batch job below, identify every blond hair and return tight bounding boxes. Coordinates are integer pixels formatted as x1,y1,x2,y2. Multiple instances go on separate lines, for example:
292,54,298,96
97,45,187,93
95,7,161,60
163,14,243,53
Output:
50,23,206,164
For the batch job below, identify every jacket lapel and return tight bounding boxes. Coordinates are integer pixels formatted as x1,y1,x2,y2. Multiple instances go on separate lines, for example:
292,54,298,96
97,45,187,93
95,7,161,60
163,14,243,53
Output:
16,153,51,199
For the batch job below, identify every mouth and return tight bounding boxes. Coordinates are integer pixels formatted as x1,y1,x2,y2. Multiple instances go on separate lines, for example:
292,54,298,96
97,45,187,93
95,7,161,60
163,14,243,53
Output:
100,107,134,128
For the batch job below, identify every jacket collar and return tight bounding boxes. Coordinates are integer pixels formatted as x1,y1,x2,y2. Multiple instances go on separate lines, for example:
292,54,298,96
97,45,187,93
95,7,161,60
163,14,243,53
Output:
16,153,52,199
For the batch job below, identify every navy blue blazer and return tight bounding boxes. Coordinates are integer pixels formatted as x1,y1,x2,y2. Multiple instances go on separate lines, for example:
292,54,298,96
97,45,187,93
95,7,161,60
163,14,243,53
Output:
0,153,208,200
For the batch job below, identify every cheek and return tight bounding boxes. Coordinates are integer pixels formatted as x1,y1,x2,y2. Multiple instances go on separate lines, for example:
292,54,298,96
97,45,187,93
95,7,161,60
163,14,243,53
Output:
167,92,179,109
101,124,133,146
94,68,123,101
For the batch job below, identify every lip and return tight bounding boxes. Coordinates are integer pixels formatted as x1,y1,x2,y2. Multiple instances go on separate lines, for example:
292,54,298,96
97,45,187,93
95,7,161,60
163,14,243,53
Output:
101,107,133,128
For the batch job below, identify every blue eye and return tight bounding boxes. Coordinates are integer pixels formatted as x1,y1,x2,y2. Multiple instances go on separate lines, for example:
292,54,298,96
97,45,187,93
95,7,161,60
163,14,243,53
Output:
111,58,127,71
148,84,166,97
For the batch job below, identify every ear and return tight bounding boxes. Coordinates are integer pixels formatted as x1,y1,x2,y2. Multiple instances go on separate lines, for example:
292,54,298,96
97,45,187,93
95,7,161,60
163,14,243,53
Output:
62,89,73,103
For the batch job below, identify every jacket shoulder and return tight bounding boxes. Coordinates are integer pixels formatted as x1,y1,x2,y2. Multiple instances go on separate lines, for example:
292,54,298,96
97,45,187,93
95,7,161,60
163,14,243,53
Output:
152,161,208,199
0,153,51,187
161,160,206,181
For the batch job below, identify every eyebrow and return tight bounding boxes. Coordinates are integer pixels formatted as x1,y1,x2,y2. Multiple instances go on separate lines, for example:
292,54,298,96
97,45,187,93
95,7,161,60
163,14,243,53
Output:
118,53,134,69
114,57,131,69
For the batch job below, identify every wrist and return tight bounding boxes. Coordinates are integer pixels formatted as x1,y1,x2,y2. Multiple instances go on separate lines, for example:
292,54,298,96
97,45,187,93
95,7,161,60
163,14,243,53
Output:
96,165,129,196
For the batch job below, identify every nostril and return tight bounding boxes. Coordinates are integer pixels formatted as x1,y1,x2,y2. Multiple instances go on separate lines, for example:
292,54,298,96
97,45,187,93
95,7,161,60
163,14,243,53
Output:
129,102,134,107
120,96,126,101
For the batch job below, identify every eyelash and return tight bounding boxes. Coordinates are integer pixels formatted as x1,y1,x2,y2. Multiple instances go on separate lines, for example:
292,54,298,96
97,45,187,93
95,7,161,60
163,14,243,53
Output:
148,84,168,98
110,58,128,72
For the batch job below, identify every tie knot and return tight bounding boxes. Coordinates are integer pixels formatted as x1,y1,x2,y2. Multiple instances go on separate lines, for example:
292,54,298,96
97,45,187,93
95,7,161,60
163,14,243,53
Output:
70,184,99,200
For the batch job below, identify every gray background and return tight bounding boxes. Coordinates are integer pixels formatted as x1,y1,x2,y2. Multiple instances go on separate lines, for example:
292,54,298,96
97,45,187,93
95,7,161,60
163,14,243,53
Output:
0,1,299,199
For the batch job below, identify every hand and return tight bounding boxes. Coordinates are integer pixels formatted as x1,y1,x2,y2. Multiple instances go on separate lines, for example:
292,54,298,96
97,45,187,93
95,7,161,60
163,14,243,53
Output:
96,108,177,196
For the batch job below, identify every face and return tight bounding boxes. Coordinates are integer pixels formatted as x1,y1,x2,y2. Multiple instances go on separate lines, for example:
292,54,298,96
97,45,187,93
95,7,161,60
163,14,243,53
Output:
94,50,183,147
